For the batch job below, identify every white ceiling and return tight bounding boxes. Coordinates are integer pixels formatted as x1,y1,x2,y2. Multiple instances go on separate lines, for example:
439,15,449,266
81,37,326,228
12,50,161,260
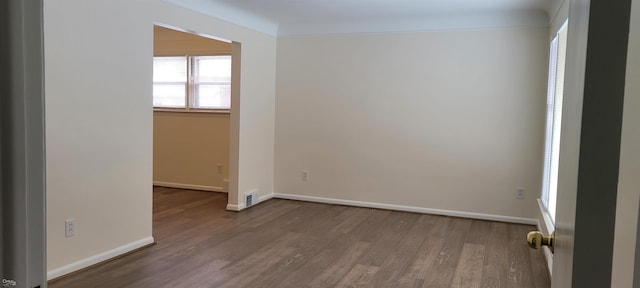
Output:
163,0,562,36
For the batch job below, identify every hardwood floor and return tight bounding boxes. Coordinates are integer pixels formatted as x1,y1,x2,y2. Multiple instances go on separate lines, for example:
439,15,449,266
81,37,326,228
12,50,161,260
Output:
49,187,551,288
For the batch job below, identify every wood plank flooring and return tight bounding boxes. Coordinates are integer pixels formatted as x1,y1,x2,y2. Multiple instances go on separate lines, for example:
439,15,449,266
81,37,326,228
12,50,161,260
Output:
48,187,551,288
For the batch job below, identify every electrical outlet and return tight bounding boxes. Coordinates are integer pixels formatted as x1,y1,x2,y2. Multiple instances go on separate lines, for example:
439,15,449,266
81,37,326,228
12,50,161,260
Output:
217,163,223,173
301,170,310,181
65,219,76,238
516,187,526,199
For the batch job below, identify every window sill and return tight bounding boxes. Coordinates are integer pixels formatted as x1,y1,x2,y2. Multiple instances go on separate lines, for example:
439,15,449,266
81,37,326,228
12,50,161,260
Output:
153,108,230,114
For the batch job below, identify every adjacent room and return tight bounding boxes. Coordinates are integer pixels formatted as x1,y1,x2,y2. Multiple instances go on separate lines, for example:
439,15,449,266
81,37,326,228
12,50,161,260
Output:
152,25,232,194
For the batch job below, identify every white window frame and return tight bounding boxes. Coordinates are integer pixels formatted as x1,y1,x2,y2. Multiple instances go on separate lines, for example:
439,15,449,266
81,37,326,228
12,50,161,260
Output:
153,54,232,113
540,20,569,227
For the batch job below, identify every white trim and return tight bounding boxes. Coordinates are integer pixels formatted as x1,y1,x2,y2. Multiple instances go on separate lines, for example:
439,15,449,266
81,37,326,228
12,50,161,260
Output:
536,219,554,276
153,181,226,193
162,0,279,36
278,11,549,37
538,198,555,235
273,193,537,225
47,236,155,281
161,0,548,37
153,108,231,114
543,246,554,276
548,0,566,26
226,193,274,211
549,0,569,35
258,193,274,203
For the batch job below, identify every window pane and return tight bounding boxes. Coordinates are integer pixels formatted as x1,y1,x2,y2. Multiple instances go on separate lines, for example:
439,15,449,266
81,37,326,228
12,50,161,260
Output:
192,55,231,109
195,56,231,83
153,57,187,82
541,36,559,211
547,23,568,222
195,84,231,109
541,21,568,224
153,84,186,107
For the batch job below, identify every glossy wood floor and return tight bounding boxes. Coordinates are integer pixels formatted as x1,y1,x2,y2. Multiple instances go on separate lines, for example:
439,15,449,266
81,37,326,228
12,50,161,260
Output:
49,187,550,288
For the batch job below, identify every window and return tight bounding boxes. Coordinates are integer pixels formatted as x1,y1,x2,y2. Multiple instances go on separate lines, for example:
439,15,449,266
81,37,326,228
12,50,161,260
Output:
541,21,568,224
153,57,187,108
193,56,232,109
153,55,231,111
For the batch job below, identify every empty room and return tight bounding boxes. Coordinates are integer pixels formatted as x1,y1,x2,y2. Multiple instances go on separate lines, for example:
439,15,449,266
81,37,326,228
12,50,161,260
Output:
3,0,639,287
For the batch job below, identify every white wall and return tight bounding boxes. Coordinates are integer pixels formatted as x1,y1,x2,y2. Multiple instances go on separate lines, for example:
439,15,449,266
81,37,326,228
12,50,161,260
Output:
274,28,549,220
44,0,154,276
612,0,640,286
45,0,276,277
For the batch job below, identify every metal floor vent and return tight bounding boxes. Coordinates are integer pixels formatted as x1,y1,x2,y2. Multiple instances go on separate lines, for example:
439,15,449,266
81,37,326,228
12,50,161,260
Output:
246,194,254,207
245,191,258,208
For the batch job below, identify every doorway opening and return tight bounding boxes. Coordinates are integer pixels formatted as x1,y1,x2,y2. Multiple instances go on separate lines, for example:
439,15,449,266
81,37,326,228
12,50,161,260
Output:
152,24,237,207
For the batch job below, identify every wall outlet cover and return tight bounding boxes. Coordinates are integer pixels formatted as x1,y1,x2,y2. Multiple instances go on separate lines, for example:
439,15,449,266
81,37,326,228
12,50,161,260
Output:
65,218,76,238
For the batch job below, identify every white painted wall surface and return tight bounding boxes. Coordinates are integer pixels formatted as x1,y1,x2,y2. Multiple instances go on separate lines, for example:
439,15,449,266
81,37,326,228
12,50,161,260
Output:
274,28,549,219
612,0,640,286
45,0,276,277
44,0,154,276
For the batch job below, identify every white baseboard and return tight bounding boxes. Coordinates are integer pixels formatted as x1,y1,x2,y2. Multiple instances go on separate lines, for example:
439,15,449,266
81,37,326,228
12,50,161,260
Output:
153,181,226,193
273,193,538,225
259,193,274,203
226,193,274,211
47,236,155,281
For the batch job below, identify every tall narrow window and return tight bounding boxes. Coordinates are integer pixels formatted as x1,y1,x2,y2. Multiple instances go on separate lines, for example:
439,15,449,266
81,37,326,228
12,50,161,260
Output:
153,55,231,111
541,22,568,223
